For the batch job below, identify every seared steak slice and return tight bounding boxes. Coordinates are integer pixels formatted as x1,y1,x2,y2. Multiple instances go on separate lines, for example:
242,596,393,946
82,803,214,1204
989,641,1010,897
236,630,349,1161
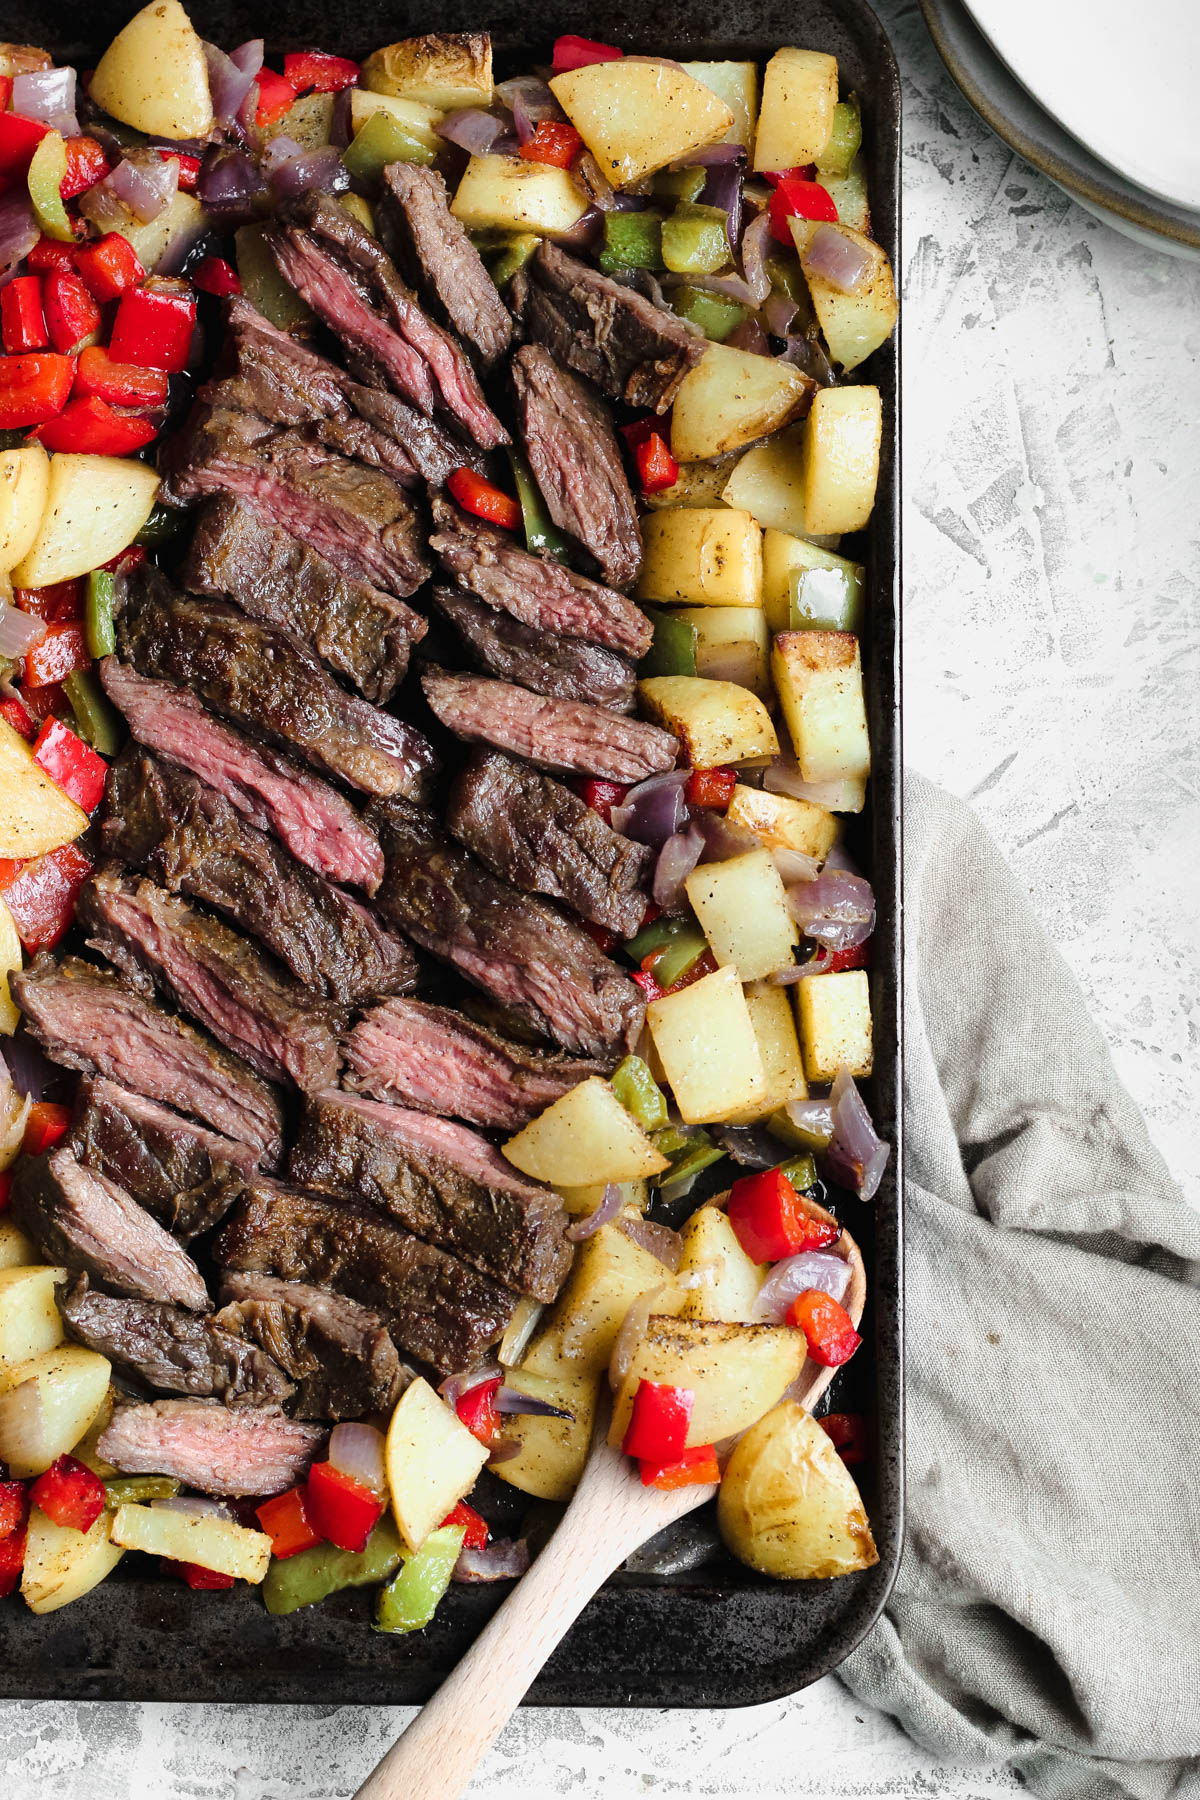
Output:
60,1275,293,1406
12,955,283,1161
366,797,644,1058
266,192,507,450
70,1076,257,1239
160,402,430,597
13,1147,210,1311
214,1178,515,1373
290,1089,572,1301
103,747,416,1005
100,660,383,894
378,163,513,369
98,1398,325,1496
421,668,678,784
339,378,487,481
117,565,437,802
447,747,651,937
430,492,652,658
511,344,641,589
184,495,423,703
343,995,606,1130
431,586,635,713
217,1272,411,1420
513,238,705,412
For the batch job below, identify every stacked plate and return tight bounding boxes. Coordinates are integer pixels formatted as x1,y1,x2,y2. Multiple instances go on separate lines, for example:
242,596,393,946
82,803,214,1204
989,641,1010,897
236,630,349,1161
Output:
920,0,1200,256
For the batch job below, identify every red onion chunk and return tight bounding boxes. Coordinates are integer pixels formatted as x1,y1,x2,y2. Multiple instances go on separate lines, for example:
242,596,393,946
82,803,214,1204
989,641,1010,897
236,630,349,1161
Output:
493,1385,573,1420
782,1097,834,1147
556,205,604,250
3,1035,62,1101
0,602,46,658
802,222,875,294
768,949,834,985
13,67,78,136
752,1250,850,1322
712,1123,781,1169
328,1421,387,1496
618,1215,682,1272
672,142,744,166
610,769,689,848
495,77,563,125
204,39,259,129
270,145,350,198
739,209,773,303
662,269,758,307
701,162,743,249
653,823,705,914
779,332,837,385
197,146,269,213
487,1438,521,1465
694,807,760,863
263,134,305,170
438,108,517,156
762,288,799,338
787,869,875,951
439,1362,502,1409
826,1067,889,1201
151,1495,235,1520
0,192,41,284
610,1286,667,1386
725,316,771,357
230,39,265,78
565,1182,623,1242
453,1538,531,1583
772,846,823,885
104,151,178,224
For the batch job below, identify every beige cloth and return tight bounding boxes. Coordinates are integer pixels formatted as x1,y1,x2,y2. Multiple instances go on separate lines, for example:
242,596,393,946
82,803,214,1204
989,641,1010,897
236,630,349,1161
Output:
840,774,1200,1800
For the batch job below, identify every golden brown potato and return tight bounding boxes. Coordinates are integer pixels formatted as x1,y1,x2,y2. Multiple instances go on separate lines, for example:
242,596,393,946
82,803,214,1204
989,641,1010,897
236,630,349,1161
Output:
502,1078,669,1187
636,508,762,608
363,32,493,110
724,982,809,1124
718,1400,878,1577
609,1314,806,1448
0,719,89,860
550,60,733,188
671,346,812,462
450,154,589,238
646,964,768,1123
90,0,214,139
685,849,799,982
523,1222,680,1380
384,1376,489,1551
11,453,159,588
752,48,839,172
794,968,873,1081
771,630,871,786
726,784,838,863
801,386,882,535
22,1508,124,1614
790,219,898,373
638,675,779,768
676,1205,766,1323
0,444,48,576
491,1360,598,1503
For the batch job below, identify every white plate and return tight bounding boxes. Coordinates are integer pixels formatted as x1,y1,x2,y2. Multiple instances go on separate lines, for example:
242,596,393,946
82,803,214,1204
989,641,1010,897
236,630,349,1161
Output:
961,0,1200,210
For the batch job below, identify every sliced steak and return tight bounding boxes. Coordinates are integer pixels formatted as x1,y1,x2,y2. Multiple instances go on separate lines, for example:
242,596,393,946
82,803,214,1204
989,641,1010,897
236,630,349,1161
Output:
103,747,416,1005
430,492,652,658
12,955,283,1162
12,1147,210,1310
343,995,604,1131
117,564,437,802
97,1398,325,1496
160,402,430,597
512,238,705,412
430,586,635,713
421,668,678,784
213,1178,515,1373
266,192,506,450
366,798,644,1058
60,1274,293,1406
79,868,344,1093
378,162,513,369
100,660,383,894
70,1076,257,1240
511,344,641,589
183,494,423,703
290,1089,572,1301
447,747,651,937
217,1273,410,1420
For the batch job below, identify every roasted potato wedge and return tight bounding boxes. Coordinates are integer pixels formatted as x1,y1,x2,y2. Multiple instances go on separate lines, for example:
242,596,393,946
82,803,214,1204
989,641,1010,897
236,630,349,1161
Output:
680,60,759,153
795,968,873,1081
772,630,871,786
0,1265,67,1368
90,0,214,139
0,717,88,861
502,1077,669,1187
11,452,159,589
0,1343,111,1477
725,982,809,1124
523,1222,681,1380
671,346,812,462
385,1376,489,1552
551,59,733,188
451,154,590,238
790,220,898,373
609,1315,806,1448
638,675,779,768
362,32,493,110
676,1205,766,1323
718,1400,878,1577
646,964,768,1124
0,443,48,576
726,784,838,863
636,508,762,608
22,1507,124,1614
685,848,799,981
491,1360,598,1503
110,1504,273,1582
752,47,839,172
801,385,882,535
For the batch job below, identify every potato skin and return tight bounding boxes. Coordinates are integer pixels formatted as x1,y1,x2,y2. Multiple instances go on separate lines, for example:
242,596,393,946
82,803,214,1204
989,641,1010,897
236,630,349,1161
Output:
718,1400,878,1578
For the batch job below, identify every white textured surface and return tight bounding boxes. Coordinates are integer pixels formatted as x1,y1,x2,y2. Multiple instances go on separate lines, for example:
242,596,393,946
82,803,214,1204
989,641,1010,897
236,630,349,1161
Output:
3,2,1197,1792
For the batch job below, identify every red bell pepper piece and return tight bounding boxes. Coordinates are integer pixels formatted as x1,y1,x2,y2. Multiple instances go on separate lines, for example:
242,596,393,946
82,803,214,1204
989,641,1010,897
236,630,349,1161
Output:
518,120,584,170
23,620,90,688
73,345,168,408
0,842,93,953
631,966,664,1001
163,1559,236,1590
552,35,624,73
0,352,75,428
789,1289,861,1367
282,50,360,93
35,394,158,455
686,765,736,808
622,1379,693,1463
763,165,817,187
27,237,78,273
256,1485,323,1559
0,1477,28,1540
575,777,629,825
21,1101,74,1156
0,77,11,113
158,148,201,191
637,946,718,1001
0,1527,26,1597
15,579,82,622
440,1500,488,1550
581,919,618,954
74,232,145,303
455,1376,501,1445
0,1169,13,1212
819,1412,869,1464
0,695,34,740
631,430,678,495
768,175,838,245
191,254,241,298
446,466,522,532
639,1444,720,1490
304,1459,384,1554
0,111,49,175
255,68,298,127
33,715,107,811
1,275,47,352
826,939,872,972
29,1455,106,1533
42,268,101,355
109,285,196,373
21,681,67,725
727,1167,839,1263
59,135,110,200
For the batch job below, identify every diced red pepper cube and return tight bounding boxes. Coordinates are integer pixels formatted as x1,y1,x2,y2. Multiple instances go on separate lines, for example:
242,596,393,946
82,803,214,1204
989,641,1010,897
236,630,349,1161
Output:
21,681,68,725
163,1559,236,1590
621,1379,693,1463
29,1455,106,1533
440,1500,488,1550
0,842,93,953
158,149,201,191
446,465,522,532
0,695,33,741
552,35,624,73
256,1485,323,1559
819,1412,869,1464
641,945,717,999
826,939,872,973
455,1376,501,1445
42,268,101,356
23,620,90,688
768,175,838,245
0,77,11,113
788,1289,861,1367
304,1459,384,1554
282,50,360,93
191,254,242,298
0,111,49,175
109,285,196,373
518,120,584,170
21,1100,74,1156
73,345,168,408
255,68,298,127
631,966,665,1001
32,715,107,811
0,1527,26,1597
1,275,47,353
763,165,817,187
59,135,111,200
0,1477,28,1540
35,395,158,455
15,579,83,623
633,430,678,495
74,232,146,303
574,777,628,825
0,352,75,429
639,1444,720,1490
685,765,736,808
27,237,79,273
727,1167,839,1263
0,1169,13,1213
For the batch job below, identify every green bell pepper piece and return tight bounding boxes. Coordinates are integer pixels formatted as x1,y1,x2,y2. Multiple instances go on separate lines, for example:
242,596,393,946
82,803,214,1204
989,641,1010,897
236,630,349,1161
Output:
487,232,540,288
660,204,731,276
779,1152,818,1193
264,1517,405,1615
652,166,707,204
650,924,710,990
624,914,679,962
85,570,116,659
653,1124,724,1189
638,604,697,678
103,1475,181,1507
788,564,865,633
235,224,314,332
508,448,572,563
343,110,437,184
767,255,807,304
820,153,870,235
63,669,122,756
598,210,664,274
817,96,862,180
27,132,74,243
671,286,748,342
135,503,187,549
374,1524,466,1634
610,1055,669,1133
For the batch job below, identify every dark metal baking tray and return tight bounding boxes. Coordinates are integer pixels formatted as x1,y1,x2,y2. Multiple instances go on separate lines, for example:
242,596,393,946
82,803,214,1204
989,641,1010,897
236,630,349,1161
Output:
0,0,902,1707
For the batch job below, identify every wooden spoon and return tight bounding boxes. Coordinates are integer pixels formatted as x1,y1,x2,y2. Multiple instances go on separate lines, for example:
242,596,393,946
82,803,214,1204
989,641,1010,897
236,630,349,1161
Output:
353,1214,866,1800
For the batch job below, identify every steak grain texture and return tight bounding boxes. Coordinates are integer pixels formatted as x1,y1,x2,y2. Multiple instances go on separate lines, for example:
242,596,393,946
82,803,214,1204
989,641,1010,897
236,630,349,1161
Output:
378,162,513,369
217,1272,411,1420
98,1399,326,1496
430,586,636,713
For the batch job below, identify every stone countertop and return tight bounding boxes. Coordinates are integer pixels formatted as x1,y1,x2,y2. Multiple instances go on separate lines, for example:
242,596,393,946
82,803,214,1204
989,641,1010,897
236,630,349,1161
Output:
4,1,1197,1793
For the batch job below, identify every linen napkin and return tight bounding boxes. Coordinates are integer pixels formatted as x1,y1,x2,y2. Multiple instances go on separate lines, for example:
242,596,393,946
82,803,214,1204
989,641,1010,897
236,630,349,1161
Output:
840,772,1200,1800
